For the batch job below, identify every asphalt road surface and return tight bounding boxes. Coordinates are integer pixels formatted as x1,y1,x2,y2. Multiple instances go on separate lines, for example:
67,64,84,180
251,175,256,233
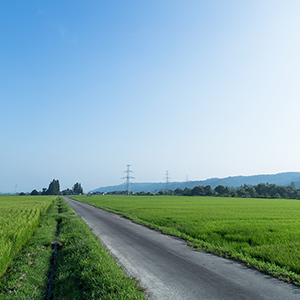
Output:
63,197,300,300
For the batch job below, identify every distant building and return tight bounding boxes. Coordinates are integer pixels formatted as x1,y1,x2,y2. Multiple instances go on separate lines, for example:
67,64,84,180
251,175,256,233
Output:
62,188,73,195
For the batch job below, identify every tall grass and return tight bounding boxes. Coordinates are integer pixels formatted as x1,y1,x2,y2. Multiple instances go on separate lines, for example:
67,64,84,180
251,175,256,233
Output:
0,196,55,277
0,197,147,299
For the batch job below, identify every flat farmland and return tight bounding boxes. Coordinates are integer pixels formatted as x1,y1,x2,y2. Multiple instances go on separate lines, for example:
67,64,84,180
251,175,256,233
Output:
0,196,147,299
72,195,300,283
0,195,55,277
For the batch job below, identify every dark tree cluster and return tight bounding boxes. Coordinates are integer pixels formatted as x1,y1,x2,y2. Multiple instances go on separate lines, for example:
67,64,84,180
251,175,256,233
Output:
84,182,300,200
135,191,155,196
46,179,60,195
105,191,128,195
61,182,84,195
104,190,154,196
31,180,85,196
30,179,60,195
72,182,83,195
152,183,300,199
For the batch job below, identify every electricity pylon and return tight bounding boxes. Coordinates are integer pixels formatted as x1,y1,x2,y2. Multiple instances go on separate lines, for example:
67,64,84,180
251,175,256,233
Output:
123,165,134,195
165,170,170,192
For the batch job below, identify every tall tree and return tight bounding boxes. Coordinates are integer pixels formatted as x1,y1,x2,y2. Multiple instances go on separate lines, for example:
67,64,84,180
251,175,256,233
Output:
72,182,83,194
47,179,60,195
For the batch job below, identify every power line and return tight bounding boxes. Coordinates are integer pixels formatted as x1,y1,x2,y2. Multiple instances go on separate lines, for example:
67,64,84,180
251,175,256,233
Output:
122,165,134,195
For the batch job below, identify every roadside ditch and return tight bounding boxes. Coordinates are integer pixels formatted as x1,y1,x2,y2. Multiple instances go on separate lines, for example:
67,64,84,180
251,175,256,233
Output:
45,209,63,300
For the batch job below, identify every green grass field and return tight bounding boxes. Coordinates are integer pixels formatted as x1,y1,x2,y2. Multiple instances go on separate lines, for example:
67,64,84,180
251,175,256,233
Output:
2,194,300,295
72,195,300,284
0,196,146,299
0,195,55,277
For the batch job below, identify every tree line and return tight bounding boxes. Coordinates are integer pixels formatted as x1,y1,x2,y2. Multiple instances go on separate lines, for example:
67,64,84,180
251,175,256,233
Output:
133,182,300,199
29,180,83,196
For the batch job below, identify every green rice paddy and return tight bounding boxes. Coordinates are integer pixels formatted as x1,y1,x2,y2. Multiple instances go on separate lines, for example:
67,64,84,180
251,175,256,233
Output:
0,195,55,277
72,195,300,283
0,196,146,299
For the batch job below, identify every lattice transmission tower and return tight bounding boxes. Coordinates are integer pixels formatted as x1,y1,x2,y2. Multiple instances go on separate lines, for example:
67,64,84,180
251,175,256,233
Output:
165,170,170,192
123,165,134,195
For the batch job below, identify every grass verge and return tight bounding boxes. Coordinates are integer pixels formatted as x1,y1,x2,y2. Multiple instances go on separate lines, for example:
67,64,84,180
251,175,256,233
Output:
0,197,147,300
53,199,146,299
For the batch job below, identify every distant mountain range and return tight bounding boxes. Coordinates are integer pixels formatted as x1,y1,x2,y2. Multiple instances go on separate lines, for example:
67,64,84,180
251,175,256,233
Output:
90,172,300,193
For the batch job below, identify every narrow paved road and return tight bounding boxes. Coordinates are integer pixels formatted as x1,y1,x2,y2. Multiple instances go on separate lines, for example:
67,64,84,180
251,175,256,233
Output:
64,197,300,300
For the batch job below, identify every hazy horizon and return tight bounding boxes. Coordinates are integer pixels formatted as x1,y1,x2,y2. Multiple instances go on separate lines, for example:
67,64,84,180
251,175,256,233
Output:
1,1,300,193
3,171,300,194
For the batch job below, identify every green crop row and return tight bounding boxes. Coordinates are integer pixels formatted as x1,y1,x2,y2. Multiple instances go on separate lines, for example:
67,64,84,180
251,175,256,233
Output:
0,196,56,277
72,195,300,284
0,197,146,299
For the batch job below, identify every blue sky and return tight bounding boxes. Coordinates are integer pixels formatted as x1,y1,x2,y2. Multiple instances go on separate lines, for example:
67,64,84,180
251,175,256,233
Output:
1,1,300,193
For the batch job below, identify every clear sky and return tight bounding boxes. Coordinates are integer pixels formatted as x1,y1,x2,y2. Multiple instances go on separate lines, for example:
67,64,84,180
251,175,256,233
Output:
1,0,300,193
